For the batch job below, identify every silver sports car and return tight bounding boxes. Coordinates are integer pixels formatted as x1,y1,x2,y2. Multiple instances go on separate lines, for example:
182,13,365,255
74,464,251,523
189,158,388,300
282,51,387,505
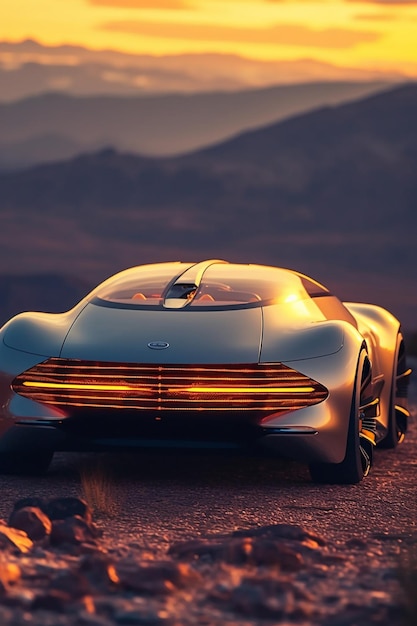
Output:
0,260,411,483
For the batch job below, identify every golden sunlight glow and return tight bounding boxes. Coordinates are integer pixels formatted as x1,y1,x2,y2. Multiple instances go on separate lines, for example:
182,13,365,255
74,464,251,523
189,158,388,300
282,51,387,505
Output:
284,293,300,304
1,0,416,75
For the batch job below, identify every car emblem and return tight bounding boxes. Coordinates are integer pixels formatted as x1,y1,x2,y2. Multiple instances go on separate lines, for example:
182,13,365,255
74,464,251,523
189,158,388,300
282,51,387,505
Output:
147,341,170,350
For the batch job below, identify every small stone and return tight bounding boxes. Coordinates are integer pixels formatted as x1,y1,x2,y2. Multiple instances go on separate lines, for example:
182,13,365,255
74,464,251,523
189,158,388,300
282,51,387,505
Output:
5,587,36,608
0,523,33,553
31,589,73,611
233,523,327,546
78,553,115,590
168,538,223,561
113,559,201,594
170,535,305,570
50,515,98,547
8,506,52,541
224,538,305,571
215,577,314,621
45,497,93,523
0,562,21,587
50,569,92,599
229,582,287,619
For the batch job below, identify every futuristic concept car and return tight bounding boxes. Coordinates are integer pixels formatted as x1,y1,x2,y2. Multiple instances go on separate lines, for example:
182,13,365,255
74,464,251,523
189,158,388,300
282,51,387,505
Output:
0,260,411,483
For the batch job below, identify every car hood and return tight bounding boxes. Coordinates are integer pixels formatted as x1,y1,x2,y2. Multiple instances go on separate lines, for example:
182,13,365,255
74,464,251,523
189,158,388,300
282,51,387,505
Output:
60,303,263,364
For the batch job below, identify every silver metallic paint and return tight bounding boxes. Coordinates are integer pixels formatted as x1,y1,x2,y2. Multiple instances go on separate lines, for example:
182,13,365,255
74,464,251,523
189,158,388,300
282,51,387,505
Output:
0,261,405,466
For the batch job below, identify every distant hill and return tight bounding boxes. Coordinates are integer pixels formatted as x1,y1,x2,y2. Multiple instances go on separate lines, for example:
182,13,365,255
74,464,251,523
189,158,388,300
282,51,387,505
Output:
0,39,406,101
0,83,416,327
0,82,391,168
0,133,87,170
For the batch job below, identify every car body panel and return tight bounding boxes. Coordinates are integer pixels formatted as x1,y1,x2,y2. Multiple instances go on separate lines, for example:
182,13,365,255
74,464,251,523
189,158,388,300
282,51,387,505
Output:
2,310,82,357
260,305,345,362
60,303,263,364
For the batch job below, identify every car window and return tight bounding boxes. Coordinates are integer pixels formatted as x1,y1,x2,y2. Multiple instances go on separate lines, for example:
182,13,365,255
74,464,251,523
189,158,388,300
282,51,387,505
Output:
93,263,314,309
190,265,310,306
94,263,189,305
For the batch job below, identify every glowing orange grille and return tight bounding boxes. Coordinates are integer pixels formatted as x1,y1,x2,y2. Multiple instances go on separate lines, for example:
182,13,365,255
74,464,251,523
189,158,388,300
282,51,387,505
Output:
12,358,328,413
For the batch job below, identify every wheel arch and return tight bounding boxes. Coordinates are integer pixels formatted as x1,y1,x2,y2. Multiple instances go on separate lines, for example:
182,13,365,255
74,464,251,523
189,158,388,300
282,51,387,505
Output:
344,302,402,430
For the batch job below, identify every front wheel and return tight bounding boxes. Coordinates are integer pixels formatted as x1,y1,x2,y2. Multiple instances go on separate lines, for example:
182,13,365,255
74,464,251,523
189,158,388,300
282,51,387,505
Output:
0,450,53,475
309,349,374,484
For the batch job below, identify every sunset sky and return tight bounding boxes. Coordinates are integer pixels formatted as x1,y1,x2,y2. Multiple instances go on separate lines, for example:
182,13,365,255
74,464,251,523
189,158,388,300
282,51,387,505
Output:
1,0,417,77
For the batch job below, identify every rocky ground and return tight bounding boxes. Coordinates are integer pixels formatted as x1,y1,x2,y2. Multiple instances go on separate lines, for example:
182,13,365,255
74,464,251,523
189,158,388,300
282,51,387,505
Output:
0,494,414,626
0,360,416,626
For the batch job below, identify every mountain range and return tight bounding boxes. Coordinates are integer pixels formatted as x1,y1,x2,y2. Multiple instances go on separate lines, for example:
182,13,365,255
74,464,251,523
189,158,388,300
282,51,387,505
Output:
0,39,407,101
0,81,390,169
0,83,416,328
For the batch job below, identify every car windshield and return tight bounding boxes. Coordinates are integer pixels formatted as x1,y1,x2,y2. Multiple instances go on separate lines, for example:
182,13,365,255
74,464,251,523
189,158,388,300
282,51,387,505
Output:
94,263,189,306
189,264,309,306
93,262,326,309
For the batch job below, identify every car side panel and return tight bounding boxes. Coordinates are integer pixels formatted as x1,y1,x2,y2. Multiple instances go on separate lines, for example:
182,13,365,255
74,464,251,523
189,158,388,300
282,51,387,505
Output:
344,302,401,433
259,322,364,463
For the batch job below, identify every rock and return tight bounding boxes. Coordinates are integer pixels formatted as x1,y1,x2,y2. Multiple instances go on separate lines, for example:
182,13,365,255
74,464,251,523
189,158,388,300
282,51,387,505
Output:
113,559,201,594
212,576,315,621
226,581,290,620
93,598,164,625
0,562,21,598
8,506,52,541
45,497,93,524
168,538,223,561
13,497,46,512
0,523,33,553
78,553,116,590
0,496,405,625
31,589,73,612
13,496,93,521
0,562,21,587
170,536,304,571
50,568,92,599
224,537,305,571
50,515,99,547
233,523,326,546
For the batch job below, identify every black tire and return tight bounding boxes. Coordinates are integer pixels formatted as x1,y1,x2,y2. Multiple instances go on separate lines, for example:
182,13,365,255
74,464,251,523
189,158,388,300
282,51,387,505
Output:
309,349,373,485
0,450,53,475
379,334,408,449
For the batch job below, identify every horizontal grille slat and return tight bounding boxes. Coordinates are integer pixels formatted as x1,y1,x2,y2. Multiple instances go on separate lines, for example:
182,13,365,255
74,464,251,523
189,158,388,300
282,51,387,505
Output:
12,358,328,414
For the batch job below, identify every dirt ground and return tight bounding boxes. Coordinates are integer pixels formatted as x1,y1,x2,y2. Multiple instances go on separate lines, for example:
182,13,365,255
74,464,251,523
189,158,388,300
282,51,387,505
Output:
0,359,416,625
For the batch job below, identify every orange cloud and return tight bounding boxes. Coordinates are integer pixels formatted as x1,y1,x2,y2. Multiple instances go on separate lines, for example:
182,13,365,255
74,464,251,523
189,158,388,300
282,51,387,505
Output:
354,12,398,18
89,0,192,8
101,21,379,48
347,0,417,4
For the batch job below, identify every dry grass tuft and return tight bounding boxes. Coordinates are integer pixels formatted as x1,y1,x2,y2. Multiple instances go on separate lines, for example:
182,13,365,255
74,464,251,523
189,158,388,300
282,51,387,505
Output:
78,455,120,519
